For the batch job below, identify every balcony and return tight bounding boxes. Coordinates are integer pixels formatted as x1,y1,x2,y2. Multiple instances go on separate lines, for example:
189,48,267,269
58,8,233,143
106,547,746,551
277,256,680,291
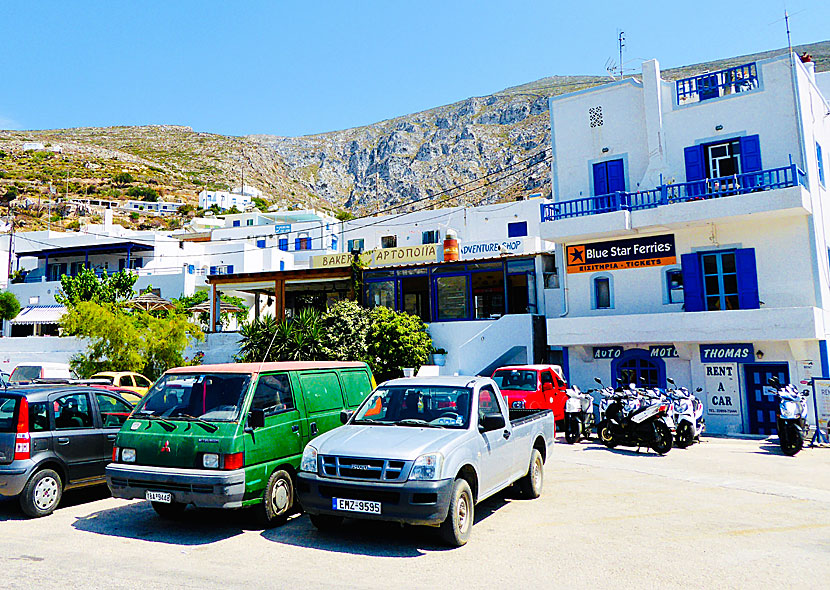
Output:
541,164,806,223
675,62,758,105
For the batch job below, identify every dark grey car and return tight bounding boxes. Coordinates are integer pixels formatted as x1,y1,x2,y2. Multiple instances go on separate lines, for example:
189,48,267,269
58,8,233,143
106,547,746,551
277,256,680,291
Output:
0,386,133,517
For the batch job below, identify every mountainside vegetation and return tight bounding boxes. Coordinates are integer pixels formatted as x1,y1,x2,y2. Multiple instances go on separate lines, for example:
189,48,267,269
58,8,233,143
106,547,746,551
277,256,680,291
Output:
1,40,827,229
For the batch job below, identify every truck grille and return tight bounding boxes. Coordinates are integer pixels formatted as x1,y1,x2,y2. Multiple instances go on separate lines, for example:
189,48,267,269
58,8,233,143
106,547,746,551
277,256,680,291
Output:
320,455,409,482
109,477,214,494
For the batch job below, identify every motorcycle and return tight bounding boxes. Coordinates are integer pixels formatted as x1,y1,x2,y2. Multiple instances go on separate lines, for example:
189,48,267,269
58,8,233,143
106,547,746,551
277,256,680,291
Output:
768,377,809,456
596,387,673,455
564,385,595,444
666,378,705,448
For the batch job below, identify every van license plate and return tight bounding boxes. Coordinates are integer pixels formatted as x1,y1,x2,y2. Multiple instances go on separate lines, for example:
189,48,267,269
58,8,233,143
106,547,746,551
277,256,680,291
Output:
146,490,172,503
332,498,381,514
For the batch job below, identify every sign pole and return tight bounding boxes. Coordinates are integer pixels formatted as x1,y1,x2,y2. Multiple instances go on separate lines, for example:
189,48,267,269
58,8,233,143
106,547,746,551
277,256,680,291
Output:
809,378,829,446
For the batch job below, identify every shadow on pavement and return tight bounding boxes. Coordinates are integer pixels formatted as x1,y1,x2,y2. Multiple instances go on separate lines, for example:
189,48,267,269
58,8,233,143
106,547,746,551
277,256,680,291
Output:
72,500,247,545
0,483,111,522
263,488,516,556
578,442,669,457
756,439,788,455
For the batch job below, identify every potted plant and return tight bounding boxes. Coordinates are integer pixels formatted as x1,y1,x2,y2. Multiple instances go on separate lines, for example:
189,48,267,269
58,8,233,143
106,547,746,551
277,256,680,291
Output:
431,347,448,366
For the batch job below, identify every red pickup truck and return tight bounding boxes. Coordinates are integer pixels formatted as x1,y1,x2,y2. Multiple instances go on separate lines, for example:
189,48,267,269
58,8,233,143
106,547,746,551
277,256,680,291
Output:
491,364,568,422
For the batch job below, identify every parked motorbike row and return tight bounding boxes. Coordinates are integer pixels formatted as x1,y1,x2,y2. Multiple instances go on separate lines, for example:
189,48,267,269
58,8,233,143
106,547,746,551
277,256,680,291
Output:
564,375,815,456
563,377,706,455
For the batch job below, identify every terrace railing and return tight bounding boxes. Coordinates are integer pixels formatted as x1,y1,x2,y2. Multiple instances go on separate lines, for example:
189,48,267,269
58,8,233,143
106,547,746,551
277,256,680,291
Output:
676,63,758,105
540,164,806,222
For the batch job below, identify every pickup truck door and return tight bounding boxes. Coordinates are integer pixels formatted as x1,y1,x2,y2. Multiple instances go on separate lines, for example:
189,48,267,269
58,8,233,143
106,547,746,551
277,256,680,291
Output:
475,385,514,497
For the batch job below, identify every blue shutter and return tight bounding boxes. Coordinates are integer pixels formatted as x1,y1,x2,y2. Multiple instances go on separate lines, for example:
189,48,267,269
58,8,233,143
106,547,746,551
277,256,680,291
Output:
735,248,760,309
226,265,234,274
592,162,608,196
278,238,288,251
233,220,241,227
606,159,625,192
294,238,301,251
740,135,762,189
508,221,528,237
209,266,217,275
681,253,704,312
257,239,265,248
684,145,706,197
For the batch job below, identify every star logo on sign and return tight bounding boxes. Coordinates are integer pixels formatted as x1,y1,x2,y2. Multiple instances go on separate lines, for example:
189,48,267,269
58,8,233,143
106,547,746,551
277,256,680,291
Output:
569,246,585,264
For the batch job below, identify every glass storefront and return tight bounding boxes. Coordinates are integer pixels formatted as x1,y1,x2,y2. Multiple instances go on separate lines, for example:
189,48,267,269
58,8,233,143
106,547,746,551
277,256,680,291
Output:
363,256,544,323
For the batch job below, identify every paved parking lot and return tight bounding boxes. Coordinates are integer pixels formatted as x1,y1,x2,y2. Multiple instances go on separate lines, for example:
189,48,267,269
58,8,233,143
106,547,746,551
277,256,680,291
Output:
2,436,830,590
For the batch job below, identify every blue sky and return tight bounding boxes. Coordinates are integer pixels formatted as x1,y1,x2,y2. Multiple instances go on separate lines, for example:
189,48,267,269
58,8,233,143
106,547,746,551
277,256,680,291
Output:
0,0,827,137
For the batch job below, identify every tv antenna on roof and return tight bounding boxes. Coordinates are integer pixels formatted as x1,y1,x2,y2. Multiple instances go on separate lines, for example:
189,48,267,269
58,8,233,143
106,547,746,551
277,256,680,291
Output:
618,31,625,77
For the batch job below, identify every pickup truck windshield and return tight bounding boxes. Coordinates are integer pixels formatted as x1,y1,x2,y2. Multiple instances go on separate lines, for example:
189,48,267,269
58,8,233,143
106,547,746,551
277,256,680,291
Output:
492,369,537,392
353,386,473,428
134,373,251,422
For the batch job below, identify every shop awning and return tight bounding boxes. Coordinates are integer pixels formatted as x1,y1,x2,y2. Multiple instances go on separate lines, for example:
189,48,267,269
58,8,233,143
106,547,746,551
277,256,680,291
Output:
10,305,67,325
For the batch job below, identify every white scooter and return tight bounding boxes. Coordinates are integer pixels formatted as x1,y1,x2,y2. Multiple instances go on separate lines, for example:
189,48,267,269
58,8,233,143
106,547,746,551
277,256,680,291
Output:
666,377,704,448
564,385,595,444
768,376,809,456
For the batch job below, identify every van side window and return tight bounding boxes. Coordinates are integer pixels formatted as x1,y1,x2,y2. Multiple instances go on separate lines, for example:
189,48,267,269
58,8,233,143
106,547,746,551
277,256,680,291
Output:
299,372,344,413
339,370,373,407
251,374,295,416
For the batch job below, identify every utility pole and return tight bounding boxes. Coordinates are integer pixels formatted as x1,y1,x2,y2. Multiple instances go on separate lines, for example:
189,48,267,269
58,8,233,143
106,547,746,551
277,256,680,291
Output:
6,205,14,282
618,31,626,78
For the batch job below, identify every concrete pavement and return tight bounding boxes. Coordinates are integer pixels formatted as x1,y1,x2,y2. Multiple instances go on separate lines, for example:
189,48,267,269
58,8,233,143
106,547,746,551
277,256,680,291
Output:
1,436,829,589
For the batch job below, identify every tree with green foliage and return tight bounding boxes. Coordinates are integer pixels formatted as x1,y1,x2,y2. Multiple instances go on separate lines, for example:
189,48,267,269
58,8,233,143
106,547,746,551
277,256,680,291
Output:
60,301,203,379
0,291,21,322
320,300,370,362
126,186,159,202
335,209,355,221
112,172,134,186
367,306,432,381
251,197,269,211
55,267,137,306
226,205,241,215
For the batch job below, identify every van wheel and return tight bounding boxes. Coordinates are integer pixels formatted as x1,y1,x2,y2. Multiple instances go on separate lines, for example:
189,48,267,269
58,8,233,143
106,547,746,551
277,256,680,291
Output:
152,501,187,520
518,449,544,498
309,513,344,531
254,469,294,528
20,469,62,517
439,478,474,547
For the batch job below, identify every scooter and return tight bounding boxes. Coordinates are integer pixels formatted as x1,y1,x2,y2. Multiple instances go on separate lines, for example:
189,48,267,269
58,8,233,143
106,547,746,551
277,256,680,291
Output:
564,385,595,444
666,378,705,448
768,377,809,456
596,388,673,455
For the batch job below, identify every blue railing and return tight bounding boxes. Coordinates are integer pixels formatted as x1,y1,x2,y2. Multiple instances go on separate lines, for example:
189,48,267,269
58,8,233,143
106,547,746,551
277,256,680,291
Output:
540,164,806,222
676,62,758,105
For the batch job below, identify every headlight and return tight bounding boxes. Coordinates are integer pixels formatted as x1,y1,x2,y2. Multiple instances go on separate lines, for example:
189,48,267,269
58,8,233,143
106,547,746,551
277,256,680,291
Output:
203,453,219,469
121,448,136,463
409,453,443,481
300,445,318,472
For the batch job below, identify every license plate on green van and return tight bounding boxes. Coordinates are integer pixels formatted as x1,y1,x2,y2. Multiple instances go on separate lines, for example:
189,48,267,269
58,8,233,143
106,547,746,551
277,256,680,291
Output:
146,490,172,503
332,498,381,514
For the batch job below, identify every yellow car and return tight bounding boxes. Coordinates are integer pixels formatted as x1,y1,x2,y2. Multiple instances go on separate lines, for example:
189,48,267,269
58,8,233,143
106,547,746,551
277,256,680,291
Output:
91,372,154,398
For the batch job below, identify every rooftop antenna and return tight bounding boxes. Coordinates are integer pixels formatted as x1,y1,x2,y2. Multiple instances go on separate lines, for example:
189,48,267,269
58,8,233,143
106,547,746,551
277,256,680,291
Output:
618,31,625,78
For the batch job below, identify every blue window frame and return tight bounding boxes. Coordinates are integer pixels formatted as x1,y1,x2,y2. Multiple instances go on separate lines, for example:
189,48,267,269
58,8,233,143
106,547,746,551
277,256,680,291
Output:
331,235,338,250
295,237,311,251
256,239,266,248
681,248,758,312
422,230,440,244
278,237,288,251
232,220,241,227
347,239,364,252
665,268,684,304
818,142,825,186
592,159,625,195
507,222,528,238
593,275,612,309
247,219,254,226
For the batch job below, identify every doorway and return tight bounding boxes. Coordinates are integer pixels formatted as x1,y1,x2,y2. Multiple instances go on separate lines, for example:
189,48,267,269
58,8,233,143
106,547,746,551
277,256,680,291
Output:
744,363,789,435
611,348,665,389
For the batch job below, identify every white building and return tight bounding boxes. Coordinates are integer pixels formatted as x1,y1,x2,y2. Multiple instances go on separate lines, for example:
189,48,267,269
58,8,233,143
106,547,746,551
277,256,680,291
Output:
198,188,253,211
540,53,830,435
123,199,185,216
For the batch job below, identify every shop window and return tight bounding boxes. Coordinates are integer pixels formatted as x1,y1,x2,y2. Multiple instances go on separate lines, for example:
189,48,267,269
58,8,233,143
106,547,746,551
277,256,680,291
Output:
347,239,364,252
680,248,758,312
435,275,468,320
401,276,430,322
381,235,397,249
666,268,684,304
592,274,612,309
366,281,395,310
507,221,527,238
422,230,440,244
471,271,504,319
818,142,825,187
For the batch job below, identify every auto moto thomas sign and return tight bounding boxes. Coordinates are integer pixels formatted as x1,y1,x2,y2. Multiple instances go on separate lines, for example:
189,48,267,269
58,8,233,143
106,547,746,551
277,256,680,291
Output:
566,234,676,273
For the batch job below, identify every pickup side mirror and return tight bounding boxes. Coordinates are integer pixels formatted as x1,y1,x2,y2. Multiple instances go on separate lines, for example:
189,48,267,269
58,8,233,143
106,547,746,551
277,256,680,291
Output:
480,412,506,432
542,382,554,393
340,410,353,424
248,408,265,429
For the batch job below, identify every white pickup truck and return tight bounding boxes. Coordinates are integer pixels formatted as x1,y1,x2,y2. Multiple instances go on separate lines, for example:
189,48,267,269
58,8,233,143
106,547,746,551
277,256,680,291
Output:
297,376,555,546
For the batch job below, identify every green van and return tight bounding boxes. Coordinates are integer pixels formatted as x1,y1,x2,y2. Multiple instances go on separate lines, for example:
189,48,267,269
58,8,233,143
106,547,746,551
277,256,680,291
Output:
105,361,374,525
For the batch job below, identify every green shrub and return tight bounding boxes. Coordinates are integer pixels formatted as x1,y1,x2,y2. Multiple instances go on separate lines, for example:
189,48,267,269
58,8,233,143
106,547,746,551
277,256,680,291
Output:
0,291,21,321
126,185,159,202
367,307,432,381
112,171,134,185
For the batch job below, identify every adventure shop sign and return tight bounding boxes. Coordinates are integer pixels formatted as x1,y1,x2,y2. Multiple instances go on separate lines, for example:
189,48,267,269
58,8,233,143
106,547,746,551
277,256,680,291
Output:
566,234,676,274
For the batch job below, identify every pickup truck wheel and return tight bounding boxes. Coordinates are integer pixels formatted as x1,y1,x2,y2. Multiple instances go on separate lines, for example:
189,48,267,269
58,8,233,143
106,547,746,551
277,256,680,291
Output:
253,469,294,528
309,513,344,531
439,478,474,547
19,468,63,518
518,449,544,499
151,501,187,520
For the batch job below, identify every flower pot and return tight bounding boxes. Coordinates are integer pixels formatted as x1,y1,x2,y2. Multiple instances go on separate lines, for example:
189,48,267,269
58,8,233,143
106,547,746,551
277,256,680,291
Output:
432,353,447,366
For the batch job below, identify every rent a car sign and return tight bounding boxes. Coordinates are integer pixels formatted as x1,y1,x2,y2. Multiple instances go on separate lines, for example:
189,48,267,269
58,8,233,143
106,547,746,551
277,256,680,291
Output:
566,234,676,273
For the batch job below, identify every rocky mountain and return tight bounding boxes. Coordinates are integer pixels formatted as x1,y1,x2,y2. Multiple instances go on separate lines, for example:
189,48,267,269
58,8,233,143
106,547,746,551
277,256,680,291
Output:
2,40,828,223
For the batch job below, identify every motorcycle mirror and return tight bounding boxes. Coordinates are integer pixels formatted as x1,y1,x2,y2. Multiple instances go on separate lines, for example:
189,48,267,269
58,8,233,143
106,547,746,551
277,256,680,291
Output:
666,377,675,385
696,387,702,392
594,377,603,385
